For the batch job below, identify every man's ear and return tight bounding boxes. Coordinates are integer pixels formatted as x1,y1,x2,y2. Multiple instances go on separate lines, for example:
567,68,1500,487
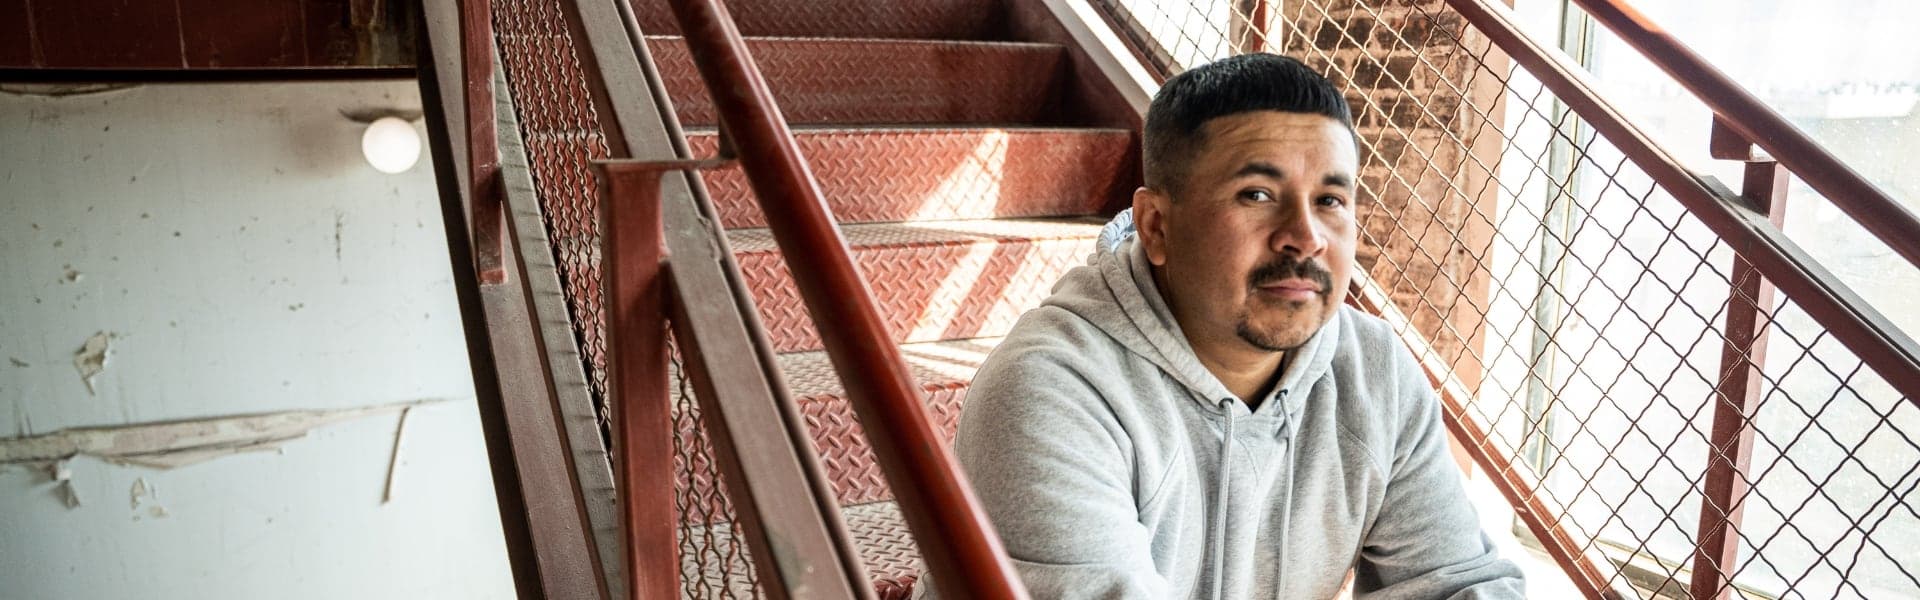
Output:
1132,186,1171,266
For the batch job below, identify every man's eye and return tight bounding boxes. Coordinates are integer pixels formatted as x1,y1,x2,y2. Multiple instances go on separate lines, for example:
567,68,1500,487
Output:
1238,189,1274,203
1316,194,1347,207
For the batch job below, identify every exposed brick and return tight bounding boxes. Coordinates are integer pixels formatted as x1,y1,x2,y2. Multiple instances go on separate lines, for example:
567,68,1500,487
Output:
1287,0,1504,389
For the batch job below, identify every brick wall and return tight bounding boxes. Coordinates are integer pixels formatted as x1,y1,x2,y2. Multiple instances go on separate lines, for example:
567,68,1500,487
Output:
1280,0,1509,392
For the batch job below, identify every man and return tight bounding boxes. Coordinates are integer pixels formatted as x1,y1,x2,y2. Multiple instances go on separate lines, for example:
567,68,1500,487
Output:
917,54,1524,598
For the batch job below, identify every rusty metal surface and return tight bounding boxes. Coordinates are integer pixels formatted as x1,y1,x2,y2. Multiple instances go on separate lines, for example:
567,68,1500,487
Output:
598,163,679,599
631,0,1007,40
687,127,1133,229
682,501,924,599
648,35,1070,127
6,0,415,69
464,0,507,284
729,218,1101,353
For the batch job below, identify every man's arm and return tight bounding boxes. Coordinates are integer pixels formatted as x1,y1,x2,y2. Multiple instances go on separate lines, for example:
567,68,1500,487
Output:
1353,348,1526,599
921,344,1168,599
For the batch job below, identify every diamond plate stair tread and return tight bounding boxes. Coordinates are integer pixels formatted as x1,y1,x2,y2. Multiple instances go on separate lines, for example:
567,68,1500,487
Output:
730,217,1101,353
649,36,1068,127
631,0,1005,40
670,337,1001,512
688,127,1135,228
682,501,921,599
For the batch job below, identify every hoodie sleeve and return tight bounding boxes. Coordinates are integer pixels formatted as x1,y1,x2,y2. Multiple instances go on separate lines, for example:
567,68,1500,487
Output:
1352,346,1526,599
917,343,1169,599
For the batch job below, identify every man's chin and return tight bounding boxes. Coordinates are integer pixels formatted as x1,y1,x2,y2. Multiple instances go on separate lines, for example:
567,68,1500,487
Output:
1236,306,1331,352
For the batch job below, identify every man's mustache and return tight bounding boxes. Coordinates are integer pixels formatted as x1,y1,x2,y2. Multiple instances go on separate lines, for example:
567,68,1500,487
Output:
1247,256,1334,294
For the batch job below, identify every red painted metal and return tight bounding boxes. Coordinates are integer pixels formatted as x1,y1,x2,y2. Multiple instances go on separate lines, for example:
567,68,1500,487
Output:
657,0,1029,595
1568,0,1920,271
631,0,1007,40
460,0,506,285
674,339,988,518
683,500,922,599
730,219,1100,352
6,0,406,69
688,128,1133,229
1689,155,1788,600
1444,0,1920,405
647,35,1069,127
600,160,716,600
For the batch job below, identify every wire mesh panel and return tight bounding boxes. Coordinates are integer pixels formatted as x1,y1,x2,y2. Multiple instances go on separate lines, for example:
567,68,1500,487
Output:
1089,0,1920,598
670,343,763,597
488,0,761,594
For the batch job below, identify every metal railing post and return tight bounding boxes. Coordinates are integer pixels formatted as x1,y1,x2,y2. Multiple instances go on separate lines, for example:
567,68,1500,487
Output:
1689,118,1788,600
459,0,507,284
599,162,680,600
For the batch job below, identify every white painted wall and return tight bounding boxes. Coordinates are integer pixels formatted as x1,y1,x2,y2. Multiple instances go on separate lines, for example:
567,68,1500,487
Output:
0,81,515,599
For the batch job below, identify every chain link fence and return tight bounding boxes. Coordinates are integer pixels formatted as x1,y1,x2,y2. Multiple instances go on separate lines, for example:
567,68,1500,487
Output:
1089,0,1918,597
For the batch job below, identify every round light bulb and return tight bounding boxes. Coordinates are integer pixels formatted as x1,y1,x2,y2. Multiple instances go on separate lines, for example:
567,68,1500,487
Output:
361,116,421,174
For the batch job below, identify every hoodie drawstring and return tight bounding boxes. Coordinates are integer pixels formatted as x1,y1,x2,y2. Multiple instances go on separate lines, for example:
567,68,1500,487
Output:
1211,397,1236,600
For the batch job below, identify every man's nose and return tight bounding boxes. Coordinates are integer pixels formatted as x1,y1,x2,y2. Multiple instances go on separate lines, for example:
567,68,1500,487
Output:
1270,196,1328,257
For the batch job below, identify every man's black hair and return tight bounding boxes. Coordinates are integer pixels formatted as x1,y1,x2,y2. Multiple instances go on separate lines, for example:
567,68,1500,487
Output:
1143,53,1355,195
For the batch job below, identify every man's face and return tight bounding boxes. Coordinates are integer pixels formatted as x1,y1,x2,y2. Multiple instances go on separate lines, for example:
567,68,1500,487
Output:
1136,111,1358,355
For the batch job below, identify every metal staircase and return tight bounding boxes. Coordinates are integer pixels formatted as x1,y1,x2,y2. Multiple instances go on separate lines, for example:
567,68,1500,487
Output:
415,0,1920,597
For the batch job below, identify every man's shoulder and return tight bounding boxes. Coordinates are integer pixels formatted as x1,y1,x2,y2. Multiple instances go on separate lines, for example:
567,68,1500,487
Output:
1325,305,1435,455
975,305,1124,390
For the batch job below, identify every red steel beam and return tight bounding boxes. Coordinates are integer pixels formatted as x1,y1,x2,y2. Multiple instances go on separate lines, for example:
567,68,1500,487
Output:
1444,0,1920,405
656,0,1028,596
600,163,681,600
1567,0,1920,272
1689,155,1788,600
459,0,506,285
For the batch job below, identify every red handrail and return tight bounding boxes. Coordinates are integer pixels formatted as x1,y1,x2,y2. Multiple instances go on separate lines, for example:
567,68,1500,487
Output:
1444,0,1920,403
656,0,1028,596
1567,0,1920,271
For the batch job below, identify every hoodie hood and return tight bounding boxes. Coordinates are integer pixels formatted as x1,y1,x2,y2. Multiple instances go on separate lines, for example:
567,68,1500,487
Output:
1041,229,1342,425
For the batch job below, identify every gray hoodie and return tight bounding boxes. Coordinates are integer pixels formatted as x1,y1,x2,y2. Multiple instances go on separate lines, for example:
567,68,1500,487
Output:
915,223,1524,599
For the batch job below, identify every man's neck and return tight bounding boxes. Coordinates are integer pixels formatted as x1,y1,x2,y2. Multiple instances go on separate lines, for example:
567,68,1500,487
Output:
1189,334,1287,409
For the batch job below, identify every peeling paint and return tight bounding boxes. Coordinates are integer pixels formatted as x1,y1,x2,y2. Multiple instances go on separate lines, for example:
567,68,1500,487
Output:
129,477,153,510
0,398,448,470
50,460,81,508
73,332,111,395
382,406,413,505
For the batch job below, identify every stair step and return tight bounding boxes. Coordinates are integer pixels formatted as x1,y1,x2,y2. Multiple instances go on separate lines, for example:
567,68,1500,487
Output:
672,338,998,517
689,127,1135,228
786,338,997,505
649,36,1069,127
730,218,1101,353
682,501,920,599
631,0,1006,41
